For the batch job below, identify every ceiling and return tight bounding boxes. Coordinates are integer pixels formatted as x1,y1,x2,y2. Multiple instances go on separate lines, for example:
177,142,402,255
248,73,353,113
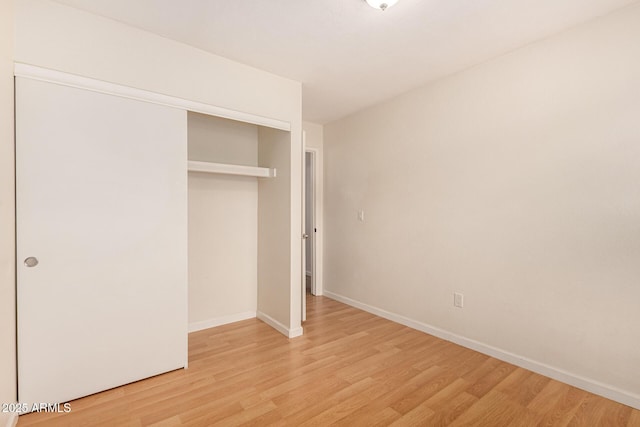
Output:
53,0,637,124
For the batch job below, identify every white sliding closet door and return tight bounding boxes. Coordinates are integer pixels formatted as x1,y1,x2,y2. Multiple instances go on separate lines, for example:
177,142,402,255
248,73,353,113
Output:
16,77,188,406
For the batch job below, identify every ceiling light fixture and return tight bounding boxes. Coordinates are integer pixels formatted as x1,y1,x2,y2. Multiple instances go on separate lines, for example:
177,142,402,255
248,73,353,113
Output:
365,0,398,11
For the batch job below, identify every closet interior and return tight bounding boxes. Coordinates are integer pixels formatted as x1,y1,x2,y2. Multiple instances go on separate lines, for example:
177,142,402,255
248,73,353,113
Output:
187,112,291,332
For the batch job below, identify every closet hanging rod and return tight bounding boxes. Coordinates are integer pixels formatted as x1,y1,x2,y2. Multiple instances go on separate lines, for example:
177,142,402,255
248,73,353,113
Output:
187,160,276,178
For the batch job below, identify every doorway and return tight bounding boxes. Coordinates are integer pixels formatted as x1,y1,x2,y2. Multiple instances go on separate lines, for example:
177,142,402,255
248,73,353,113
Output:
305,150,316,296
302,137,322,323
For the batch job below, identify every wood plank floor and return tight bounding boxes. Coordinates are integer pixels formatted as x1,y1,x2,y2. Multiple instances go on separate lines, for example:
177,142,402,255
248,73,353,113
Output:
19,294,640,426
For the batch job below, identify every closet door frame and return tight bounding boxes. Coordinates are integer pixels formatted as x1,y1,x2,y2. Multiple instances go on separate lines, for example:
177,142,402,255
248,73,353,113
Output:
14,64,291,132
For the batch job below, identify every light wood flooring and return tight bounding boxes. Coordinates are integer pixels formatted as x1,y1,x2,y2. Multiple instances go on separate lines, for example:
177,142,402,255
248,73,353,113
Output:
19,294,640,426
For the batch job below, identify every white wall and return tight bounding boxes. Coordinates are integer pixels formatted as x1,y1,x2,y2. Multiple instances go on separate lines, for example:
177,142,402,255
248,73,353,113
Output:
0,0,16,424
188,113,258,330
324,4,640,408
14,0,302,336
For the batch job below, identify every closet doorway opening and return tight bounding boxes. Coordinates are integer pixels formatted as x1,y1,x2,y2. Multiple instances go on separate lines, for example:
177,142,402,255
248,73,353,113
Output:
187,111,293,334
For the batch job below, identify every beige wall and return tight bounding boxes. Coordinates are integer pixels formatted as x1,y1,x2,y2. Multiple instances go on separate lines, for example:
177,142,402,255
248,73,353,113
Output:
188,175,258,326
14,0,300,122
303,122,324,150
188,113,259,166
188,114,258,328
324,4,640,407
0,0,15,422
257,127,298,333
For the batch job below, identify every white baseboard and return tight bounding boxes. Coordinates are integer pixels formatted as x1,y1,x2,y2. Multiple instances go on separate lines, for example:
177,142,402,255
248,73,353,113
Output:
288,326,304,338
188,311,256,333
257,311,303,339
324,290,640,410
3,412,18,427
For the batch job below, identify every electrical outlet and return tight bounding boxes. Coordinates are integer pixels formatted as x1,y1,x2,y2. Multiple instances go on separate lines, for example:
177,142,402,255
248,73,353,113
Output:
454,292,464,308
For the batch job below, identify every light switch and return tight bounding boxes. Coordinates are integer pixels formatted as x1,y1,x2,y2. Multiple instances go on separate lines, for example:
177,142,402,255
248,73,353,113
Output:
454,292,464,308
358,210,365,222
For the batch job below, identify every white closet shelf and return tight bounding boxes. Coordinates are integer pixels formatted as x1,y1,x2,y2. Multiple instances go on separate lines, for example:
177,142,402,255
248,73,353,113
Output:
187,160,276,178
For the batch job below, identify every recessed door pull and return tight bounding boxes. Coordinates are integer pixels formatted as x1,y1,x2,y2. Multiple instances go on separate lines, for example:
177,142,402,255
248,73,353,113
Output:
24,257,39,267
